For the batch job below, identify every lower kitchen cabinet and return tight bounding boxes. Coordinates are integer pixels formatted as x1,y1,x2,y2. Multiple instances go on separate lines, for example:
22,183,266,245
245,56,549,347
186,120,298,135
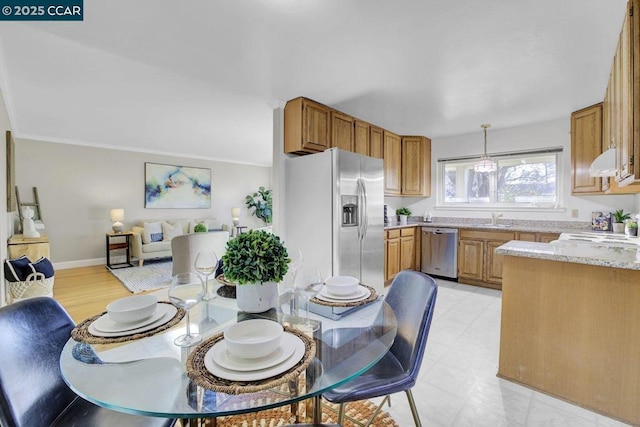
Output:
458,229,515,290
458,229,560,289
384,227,416,284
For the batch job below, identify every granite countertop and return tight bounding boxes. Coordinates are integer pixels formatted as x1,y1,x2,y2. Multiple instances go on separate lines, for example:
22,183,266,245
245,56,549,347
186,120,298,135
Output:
384,218,588,234
495,239,640,271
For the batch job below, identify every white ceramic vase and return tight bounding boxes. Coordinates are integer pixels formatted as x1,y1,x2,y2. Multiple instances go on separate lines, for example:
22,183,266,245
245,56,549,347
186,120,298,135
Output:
235,281,279,313
398,215,408,225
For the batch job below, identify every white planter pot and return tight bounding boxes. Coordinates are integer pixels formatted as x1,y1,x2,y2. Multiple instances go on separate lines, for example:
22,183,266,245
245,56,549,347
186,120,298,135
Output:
398,215,408,225
236,281,279,313
613,222,625,234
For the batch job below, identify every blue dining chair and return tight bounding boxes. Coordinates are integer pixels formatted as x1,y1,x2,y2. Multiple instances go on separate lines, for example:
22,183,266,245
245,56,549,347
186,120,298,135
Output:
322,270,438,427
0,297,176,427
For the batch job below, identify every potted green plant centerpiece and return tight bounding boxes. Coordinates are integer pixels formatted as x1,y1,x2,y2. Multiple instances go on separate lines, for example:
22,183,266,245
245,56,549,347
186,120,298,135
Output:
222,230,290,312
396,207,411,225
612,209,631,234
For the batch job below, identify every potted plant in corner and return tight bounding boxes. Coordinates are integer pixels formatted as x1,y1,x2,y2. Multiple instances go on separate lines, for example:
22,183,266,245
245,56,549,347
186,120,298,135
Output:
222,230,290,313
612,209,631,234
625,219,638,237
396,207,411,225
245,186,272,226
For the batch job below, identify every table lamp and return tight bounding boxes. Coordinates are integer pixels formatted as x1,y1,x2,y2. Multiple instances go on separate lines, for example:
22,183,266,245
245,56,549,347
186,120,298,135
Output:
110,208,125,233
231,207,241,227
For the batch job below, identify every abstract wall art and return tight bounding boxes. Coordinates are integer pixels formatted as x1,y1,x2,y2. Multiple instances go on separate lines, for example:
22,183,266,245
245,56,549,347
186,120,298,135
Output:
145,162,211,209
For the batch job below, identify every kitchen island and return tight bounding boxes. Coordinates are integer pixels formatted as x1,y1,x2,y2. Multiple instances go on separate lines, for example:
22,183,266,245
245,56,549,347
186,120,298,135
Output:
495,239,640,425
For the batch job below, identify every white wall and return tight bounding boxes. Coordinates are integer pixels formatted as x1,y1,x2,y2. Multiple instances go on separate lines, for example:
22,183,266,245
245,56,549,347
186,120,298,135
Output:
385,117,636,222
0,91,10,305
15,139,271,268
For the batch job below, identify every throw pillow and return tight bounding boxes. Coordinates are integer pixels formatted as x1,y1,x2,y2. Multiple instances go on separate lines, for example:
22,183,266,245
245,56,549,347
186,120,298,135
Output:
4,256,31,282
142,221,163,243
28,257,54,279
162,221,183,241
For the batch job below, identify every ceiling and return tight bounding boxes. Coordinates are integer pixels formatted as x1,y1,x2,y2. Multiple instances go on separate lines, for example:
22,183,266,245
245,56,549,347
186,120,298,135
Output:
0,0,628,167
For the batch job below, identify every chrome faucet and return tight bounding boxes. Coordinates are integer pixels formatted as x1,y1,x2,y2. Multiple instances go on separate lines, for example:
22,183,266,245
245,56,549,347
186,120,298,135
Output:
491,212,503,225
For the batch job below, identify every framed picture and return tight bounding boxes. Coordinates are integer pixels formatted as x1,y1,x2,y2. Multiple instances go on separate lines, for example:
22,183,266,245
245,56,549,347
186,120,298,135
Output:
145,162,211,209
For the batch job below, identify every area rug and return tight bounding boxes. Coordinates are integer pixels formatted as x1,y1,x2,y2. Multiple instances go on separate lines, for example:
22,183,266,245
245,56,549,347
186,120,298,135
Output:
108,260,173,293
210,399,398,427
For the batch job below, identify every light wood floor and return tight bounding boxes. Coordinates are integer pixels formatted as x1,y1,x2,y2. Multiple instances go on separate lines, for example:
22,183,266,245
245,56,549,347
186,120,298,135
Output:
54,265,135,323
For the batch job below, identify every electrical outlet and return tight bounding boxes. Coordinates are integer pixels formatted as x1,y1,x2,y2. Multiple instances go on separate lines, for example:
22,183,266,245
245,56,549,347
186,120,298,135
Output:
571,209,579,218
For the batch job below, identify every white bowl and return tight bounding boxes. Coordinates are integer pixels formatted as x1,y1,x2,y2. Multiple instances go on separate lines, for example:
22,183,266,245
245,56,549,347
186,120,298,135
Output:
325,275,359,296
224,319,283,359
106,295,158,324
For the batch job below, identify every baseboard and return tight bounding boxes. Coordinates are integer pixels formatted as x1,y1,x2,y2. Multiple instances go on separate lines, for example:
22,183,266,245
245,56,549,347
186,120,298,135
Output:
54,258,106,270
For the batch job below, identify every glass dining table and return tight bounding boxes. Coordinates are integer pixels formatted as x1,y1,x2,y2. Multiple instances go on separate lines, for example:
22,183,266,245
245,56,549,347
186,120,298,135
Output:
59,289,397,424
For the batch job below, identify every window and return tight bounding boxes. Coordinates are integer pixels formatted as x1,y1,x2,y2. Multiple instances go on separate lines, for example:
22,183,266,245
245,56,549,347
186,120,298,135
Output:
439,148,562,209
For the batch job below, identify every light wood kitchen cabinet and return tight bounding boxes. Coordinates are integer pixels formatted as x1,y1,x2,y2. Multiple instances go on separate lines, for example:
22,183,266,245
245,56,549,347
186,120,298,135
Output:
384,227,417,284
354,120,370,156
331,111,355,152
385,229,401,283
370,126,384,159
571,103,604,194
383,131,402,195
458,229,515,289
401,136,431,197
399,227,416,271
284,97,331,154
515,231,560,243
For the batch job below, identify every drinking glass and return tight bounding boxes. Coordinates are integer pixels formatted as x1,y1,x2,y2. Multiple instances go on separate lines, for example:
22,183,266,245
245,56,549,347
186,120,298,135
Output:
169,272,205,347
294,268,324,332
194,251,218,300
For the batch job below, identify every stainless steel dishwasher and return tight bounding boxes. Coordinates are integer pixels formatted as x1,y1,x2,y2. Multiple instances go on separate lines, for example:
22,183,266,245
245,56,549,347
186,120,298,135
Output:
421,227,458,279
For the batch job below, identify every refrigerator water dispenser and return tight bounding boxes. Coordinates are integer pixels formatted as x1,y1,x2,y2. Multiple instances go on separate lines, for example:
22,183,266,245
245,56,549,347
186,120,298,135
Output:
341,195,358,227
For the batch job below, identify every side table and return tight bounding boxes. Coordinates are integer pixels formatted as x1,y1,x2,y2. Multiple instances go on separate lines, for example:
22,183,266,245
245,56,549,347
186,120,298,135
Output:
106,232,133,269
8,234,50,260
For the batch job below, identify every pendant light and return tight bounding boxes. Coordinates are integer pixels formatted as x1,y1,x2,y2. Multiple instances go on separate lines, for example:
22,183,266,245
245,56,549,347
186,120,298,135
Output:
474,124,497,173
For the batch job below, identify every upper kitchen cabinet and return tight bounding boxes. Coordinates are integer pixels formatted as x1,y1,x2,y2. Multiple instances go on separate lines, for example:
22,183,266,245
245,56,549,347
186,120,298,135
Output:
601,0,640,189
354,120,370,156
369,125,384,159
571,103,604,194
331,111,355,152
383,131,402,195
401,136,431,197
284,97,331,154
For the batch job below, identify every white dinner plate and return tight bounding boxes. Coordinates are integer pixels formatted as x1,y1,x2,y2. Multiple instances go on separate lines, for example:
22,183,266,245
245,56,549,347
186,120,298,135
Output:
317,285,370,302
204,332,305,381
211,332,297,371
92,305,166,333
88,304,177,337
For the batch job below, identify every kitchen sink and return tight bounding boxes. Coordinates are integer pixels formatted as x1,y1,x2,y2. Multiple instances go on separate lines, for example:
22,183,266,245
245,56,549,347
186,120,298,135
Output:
473,223,512,228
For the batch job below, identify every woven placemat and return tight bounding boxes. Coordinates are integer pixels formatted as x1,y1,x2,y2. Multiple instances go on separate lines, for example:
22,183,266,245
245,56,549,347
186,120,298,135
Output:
310,284,378,308
215,274,236,287
70,302,186,344
186,326,315,394
212,398,399,427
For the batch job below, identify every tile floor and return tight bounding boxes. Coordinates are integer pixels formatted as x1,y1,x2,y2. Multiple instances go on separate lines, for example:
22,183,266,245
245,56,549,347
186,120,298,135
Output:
372,278,631,427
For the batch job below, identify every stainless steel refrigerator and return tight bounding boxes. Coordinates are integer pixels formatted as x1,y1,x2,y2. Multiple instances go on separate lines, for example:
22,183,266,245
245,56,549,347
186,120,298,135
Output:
284,148,384,293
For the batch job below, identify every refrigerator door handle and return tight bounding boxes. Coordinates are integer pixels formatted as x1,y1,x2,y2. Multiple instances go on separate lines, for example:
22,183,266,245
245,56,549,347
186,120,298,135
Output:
356,178,363,241
360,179,368,239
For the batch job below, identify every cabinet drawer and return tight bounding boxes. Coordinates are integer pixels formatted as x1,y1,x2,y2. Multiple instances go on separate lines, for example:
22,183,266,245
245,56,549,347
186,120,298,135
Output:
387,229,401,239
400,227,415,237
460,229,515,241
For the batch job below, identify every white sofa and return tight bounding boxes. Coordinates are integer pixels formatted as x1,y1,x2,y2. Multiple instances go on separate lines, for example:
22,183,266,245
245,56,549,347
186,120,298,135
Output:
130,219,227,266
170,232,229,276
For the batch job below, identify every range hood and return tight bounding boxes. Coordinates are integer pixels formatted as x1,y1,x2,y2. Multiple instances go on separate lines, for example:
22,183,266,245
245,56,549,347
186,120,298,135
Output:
589,147,617,177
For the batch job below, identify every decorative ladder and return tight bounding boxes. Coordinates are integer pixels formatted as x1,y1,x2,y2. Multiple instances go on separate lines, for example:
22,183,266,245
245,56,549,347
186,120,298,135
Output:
15,186,43,233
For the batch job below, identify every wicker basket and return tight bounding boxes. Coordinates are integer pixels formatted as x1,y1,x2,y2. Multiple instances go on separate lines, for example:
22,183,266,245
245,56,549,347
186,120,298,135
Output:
7,272,54,303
